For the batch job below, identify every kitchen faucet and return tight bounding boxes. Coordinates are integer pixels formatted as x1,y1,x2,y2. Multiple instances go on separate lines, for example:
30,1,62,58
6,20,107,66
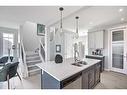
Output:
74,50,80,62
74,43,80,62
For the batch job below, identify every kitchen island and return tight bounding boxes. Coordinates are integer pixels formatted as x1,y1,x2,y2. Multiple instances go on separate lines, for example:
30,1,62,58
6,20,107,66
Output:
36,58,101,89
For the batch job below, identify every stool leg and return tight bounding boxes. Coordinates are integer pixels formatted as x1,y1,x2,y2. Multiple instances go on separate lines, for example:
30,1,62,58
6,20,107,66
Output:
7,75,10,89
17,72,21,80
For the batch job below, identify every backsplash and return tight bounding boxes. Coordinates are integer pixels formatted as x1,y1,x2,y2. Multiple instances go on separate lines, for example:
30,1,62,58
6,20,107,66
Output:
88,48,104,56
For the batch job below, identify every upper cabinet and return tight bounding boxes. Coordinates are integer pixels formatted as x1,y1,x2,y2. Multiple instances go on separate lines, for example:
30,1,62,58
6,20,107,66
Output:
88,32,95,49
88,30,104,49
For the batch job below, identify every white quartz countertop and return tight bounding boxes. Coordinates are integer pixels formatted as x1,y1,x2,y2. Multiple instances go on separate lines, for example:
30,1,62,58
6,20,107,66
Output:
36,58,101,81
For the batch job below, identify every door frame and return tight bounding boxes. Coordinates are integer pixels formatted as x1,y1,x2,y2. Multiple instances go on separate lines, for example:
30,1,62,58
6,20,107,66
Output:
109,26,127,74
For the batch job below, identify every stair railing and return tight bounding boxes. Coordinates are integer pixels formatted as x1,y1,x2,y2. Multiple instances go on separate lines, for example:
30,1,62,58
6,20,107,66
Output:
20,40,29,78
39,40,45,63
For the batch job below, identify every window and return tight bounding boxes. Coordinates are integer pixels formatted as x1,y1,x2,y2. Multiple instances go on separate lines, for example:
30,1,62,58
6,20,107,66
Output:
3,33,14,56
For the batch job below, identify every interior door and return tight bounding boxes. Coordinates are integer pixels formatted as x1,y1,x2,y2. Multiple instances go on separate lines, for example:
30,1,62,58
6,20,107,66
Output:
111,28,127,74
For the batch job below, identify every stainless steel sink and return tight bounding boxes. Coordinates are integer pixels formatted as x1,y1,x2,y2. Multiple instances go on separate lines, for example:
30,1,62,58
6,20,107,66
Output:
71,63,82,67
77,61,87,65
71,61,87,67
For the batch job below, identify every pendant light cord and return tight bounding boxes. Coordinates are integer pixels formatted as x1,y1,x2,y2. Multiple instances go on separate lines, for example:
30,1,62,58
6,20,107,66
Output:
76,16,79,34
61,10,62,29
59,7,64,29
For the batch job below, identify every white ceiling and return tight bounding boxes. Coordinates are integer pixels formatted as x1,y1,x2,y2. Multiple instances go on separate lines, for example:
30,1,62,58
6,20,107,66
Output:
53,6,127,36
0,6,82,29
0,6,127,36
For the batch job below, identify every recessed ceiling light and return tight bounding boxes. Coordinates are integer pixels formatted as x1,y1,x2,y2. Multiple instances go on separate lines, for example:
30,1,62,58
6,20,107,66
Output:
121,18,124,21
119,8,123,12
89,22,93,25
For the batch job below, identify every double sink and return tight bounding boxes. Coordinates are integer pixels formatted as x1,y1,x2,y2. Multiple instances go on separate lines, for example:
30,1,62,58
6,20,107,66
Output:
71,61,88,67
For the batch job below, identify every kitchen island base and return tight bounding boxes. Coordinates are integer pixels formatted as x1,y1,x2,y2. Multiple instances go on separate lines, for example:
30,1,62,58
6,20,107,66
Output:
41,61,101,89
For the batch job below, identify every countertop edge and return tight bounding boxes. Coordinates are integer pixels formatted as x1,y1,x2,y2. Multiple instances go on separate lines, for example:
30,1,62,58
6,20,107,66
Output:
36,64,61,81
36,59,101,81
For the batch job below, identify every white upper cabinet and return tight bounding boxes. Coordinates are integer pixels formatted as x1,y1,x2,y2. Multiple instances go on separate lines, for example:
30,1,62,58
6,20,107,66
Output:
88,31,104,49
88,32,95,49
95,31,104,49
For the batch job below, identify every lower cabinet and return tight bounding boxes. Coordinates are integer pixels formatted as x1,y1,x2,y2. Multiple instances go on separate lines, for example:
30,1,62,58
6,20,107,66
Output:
88,67,95,88
82,71,89,89
42,62,101,89
86,55,105,72
82,62,101,89
95,63,101,85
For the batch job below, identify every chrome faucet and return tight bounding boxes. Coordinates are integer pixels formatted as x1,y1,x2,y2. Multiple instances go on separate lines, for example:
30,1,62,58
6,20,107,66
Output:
74,50,79,62
74,43,80,62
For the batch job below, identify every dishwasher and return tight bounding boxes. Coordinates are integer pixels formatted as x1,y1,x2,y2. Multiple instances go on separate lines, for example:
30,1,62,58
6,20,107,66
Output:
63,73,82,89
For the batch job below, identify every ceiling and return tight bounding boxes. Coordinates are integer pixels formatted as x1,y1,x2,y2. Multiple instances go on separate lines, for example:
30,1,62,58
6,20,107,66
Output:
0,6,83,29
53,6,127,36
0,6,127,36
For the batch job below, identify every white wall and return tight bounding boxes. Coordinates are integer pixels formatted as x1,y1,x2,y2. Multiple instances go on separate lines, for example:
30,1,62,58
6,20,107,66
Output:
0,26,18,57
0,32,3,57
48,28,76,61
48,27,88,61
76,35,88,55
49,28,66,61
20,21,43,52
63,30,75,59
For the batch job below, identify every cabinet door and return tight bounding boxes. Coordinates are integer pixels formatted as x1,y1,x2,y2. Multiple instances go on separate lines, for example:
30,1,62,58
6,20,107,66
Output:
88,32,95,49
88,68,95,88
95,31,103,49
95,63,100,83
82,71,89,89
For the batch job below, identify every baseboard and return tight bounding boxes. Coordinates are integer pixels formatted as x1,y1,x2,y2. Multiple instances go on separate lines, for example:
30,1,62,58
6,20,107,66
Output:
104,68,110,71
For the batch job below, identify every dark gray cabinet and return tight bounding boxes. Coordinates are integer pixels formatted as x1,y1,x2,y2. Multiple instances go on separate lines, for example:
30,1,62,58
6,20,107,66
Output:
86,55,105,72
88,67,95,88
82,62,101,89
95,63,100,85
82,69,89,89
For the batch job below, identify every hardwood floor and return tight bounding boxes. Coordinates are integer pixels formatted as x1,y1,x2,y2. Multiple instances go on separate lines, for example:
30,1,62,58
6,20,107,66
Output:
0,74,41,89
95,71,127,89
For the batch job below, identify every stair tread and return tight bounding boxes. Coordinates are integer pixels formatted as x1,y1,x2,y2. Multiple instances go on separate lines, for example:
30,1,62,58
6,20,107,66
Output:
25,51,43,76
26,53,39,56
28,64,37,68
28,68,41,73
26,60,41,63
27,63,41,67
26,56,40,59
26,55,39,58
26,51,38,54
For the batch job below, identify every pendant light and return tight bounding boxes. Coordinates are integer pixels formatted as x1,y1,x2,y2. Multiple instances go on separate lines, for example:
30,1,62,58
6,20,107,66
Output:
75,16,79,39
59,7,64,32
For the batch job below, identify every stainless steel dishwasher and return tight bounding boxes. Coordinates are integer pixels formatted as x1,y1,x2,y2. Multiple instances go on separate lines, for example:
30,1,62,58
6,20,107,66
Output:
63,76,82,89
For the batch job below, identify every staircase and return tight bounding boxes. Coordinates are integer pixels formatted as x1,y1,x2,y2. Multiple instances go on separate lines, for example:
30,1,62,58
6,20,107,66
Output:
26,52,42,76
